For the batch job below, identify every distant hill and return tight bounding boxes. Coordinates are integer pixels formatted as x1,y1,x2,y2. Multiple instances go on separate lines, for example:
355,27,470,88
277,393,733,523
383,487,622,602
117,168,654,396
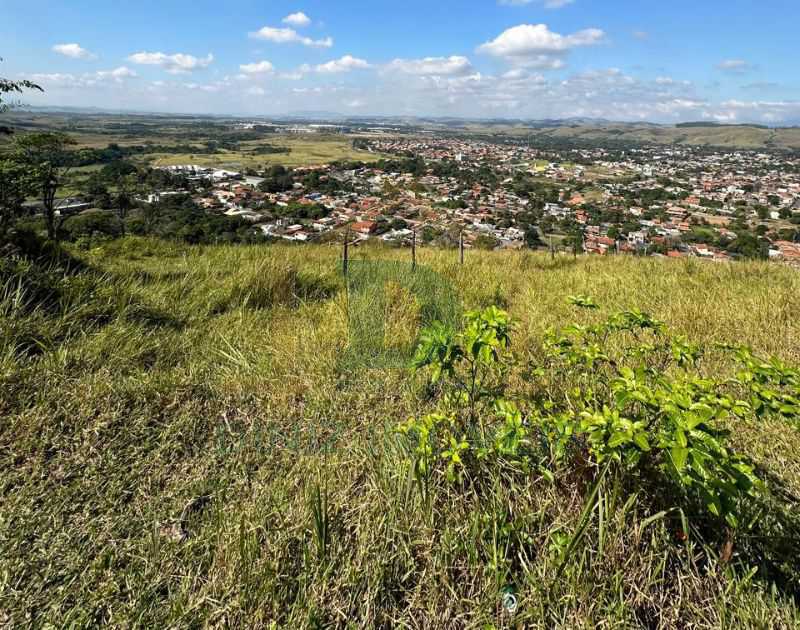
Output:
493,122,800,150
11,108,800,150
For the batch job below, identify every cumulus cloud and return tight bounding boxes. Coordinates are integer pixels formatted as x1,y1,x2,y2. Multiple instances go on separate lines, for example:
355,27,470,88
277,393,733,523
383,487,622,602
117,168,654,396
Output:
385,56,473,76
315,55,371,73
239,60,275,74
96,66,137,81
28,66,136,88
711,99,800,123
249,26,333,48
282,12,311,27
127,51,214,74
478,23,604,68
52,43,96,60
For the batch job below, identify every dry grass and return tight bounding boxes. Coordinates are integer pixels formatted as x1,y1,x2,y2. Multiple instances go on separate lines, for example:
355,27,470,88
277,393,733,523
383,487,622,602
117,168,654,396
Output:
1,239,799,627
148,135,386,169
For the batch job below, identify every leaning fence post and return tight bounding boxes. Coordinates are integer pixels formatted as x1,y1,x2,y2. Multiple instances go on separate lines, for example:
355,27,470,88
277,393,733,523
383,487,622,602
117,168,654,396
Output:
459,230,465,265
343,227,350,276
412,228,417,272
550,234,554,261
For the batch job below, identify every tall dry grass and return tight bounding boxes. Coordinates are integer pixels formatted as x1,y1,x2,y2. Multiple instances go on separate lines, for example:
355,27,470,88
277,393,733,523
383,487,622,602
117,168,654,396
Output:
1,237,799,627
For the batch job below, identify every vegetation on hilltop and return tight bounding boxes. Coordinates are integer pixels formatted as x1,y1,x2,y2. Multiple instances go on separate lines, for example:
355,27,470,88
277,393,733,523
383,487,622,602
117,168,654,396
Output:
2,239,800,627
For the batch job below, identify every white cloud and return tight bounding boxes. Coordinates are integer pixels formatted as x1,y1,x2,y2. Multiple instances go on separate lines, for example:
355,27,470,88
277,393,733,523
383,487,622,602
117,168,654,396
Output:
478,23,603,68
502,68,541,80
52,43,96,60
716,59,752,73
27,73,79,87
28,66,136,88
239,60,275,74
247,86,267,96
315,55,371,73
96,66,137,81
249,26,333,48
127,51,214,74
712,99,800,123
479,23,604,57
386,56,474,76
282,12,311,27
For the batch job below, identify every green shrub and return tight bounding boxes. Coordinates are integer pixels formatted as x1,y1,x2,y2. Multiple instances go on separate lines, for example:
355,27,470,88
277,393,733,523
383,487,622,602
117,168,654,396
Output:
402,301,800,532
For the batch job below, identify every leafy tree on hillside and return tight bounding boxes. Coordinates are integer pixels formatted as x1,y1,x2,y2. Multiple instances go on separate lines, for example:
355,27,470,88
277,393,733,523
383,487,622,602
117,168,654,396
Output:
524,225,544,249
0,158,36,238
114,174,141,237
85,173,112,209
14,132,77,242
258,165,295,193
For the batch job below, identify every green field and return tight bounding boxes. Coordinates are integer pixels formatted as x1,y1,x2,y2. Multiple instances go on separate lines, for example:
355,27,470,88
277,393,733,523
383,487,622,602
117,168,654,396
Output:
2,240,800,627
147,135,385,169
1,113,388,171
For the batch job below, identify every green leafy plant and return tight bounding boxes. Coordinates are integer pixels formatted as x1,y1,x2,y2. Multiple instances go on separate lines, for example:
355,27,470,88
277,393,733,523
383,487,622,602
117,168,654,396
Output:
733,347,800,422
540,302,787,528
567,294,599,309
398,306,530,488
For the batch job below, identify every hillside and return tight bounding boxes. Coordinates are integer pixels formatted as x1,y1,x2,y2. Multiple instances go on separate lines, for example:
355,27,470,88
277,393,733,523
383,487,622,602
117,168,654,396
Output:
2,240,800,627
471,122,800,150
7,111,800,152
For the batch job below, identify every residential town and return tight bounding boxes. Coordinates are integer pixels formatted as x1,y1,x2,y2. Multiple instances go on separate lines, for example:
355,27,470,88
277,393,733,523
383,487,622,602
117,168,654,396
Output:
148,134,800,265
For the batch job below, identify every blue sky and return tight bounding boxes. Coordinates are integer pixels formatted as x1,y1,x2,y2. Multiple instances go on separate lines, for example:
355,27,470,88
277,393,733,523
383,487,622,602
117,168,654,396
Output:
2,0,799,123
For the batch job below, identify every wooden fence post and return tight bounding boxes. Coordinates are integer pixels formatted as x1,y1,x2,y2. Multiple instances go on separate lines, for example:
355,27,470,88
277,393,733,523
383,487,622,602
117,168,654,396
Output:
459,230,465,265
550,235,554,261
343,227,349,276
412,229,417,272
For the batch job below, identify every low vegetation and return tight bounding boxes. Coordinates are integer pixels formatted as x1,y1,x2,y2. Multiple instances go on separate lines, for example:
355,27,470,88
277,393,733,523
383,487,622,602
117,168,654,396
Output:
2,239,800,627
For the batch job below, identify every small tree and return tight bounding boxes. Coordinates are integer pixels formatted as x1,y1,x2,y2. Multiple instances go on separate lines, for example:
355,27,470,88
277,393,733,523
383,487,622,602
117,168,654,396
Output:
14,132,76,242
114,173,140,237
524,225,543,249
0,158,35,238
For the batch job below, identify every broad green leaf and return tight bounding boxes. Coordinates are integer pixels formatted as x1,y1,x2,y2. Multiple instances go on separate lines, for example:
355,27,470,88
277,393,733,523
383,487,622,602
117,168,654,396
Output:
671,447,689,472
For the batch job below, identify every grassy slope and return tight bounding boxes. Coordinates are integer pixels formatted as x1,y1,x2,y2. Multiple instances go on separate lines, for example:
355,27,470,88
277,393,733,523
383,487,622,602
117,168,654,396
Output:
2,240,800,627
